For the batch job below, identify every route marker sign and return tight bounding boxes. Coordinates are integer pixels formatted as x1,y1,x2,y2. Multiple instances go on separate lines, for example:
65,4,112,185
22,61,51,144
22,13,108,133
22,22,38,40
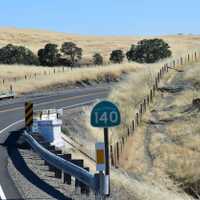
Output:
91,100,121,196
91,100,121,128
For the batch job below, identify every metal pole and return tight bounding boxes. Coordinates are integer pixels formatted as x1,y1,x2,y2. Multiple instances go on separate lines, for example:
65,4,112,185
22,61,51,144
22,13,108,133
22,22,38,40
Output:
104,127,110,196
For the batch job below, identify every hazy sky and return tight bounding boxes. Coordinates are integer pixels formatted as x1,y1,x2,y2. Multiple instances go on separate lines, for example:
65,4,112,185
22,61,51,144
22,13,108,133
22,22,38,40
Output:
0,0,199,35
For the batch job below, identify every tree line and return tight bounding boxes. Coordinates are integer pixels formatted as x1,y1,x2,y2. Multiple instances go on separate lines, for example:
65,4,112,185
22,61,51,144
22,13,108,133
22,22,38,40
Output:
0,39,172,67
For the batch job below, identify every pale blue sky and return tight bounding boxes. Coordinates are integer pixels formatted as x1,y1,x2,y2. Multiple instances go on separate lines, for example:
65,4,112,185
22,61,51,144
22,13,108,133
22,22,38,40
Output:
0,0,199,35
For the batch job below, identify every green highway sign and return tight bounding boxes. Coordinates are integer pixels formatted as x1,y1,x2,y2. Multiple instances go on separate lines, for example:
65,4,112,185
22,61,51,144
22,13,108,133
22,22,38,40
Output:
91,100,121,128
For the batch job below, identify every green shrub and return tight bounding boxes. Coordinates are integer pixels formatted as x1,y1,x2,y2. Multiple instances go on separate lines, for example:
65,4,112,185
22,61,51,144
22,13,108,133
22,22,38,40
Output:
38,43,60,66
0,44,39,65
110,50,124,64
126,39,172,63
93,53,103,65
60,42,82,67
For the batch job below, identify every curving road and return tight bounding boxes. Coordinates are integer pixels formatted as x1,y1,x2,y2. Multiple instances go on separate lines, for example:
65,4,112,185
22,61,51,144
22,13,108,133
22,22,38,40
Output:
0,86,109,200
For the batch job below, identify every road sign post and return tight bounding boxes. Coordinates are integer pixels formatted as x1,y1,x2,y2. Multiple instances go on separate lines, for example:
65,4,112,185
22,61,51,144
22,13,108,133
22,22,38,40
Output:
91,100,121,197
25,101,33,131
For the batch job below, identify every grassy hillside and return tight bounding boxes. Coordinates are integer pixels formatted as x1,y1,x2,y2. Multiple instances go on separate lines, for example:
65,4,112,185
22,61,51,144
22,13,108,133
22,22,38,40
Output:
0,28,200,95
0,27,200,61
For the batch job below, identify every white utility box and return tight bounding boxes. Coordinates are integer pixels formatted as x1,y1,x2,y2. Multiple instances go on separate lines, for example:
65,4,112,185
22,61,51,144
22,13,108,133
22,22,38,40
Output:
35,109,64,148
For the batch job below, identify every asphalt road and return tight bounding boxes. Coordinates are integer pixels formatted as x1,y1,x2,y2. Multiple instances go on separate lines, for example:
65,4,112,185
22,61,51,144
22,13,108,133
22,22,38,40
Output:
0,86,109,200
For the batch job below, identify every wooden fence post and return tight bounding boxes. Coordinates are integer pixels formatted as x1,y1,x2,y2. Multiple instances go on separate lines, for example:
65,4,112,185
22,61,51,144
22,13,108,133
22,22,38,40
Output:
110,145,114,166
155,77,158,89
173,60,176,67
10,85,13,93
116,142,119,163
136,112,139,126
147,95,150,106
195,52,197,61
127,127,130,136
122,136,125,147
180,57,183,65
166,63,169,72
153,85,156,97
143,99,147,113
157,72,160,83
150,89,153,102
120,139,123,153
132,120,135,132
159,69,162,79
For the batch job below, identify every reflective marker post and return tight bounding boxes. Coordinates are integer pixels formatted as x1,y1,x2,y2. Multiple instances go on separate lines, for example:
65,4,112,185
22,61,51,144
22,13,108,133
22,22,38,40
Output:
104,127,110,195
91,100,121,197
96,143,106,199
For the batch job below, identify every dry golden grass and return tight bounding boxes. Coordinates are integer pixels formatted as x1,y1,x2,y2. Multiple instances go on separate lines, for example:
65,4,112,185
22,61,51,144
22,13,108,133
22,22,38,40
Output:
0,63,140,94
108,61,200,199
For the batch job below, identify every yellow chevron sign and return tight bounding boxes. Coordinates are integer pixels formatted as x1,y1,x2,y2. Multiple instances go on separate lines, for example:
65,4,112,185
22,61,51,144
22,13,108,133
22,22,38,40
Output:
25,101,33,128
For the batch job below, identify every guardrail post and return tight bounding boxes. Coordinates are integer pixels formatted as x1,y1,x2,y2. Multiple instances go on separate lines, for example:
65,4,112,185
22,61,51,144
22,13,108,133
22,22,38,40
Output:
71,159,84,191
82,167,90,195
62,154,72,185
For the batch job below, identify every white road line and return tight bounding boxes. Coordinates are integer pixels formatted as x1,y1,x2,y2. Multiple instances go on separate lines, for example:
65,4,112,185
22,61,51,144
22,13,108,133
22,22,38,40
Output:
0,119,24,135
0,99,97,134
0,185,6,200
62,99,96,110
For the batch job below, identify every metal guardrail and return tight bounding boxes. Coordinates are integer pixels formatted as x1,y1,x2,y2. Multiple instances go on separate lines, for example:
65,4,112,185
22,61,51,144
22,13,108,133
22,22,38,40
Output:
22,131,99,192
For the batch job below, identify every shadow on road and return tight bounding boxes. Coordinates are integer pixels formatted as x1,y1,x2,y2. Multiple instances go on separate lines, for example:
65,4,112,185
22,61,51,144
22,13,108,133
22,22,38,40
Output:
6,132,72,200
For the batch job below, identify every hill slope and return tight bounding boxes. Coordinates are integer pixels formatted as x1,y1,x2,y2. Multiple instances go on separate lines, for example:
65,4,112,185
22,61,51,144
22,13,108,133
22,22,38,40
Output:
0,27,200,61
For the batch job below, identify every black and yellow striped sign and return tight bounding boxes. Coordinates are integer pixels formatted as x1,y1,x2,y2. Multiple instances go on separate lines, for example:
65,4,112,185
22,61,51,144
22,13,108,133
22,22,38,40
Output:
25,101,33,128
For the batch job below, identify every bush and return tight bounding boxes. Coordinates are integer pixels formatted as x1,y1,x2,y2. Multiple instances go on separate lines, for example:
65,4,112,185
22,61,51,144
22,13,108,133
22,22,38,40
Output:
60,42,82,67
126,39,172,63
110,50,124,64
0,44,39,65
38,43,60,66
93,53,103,65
